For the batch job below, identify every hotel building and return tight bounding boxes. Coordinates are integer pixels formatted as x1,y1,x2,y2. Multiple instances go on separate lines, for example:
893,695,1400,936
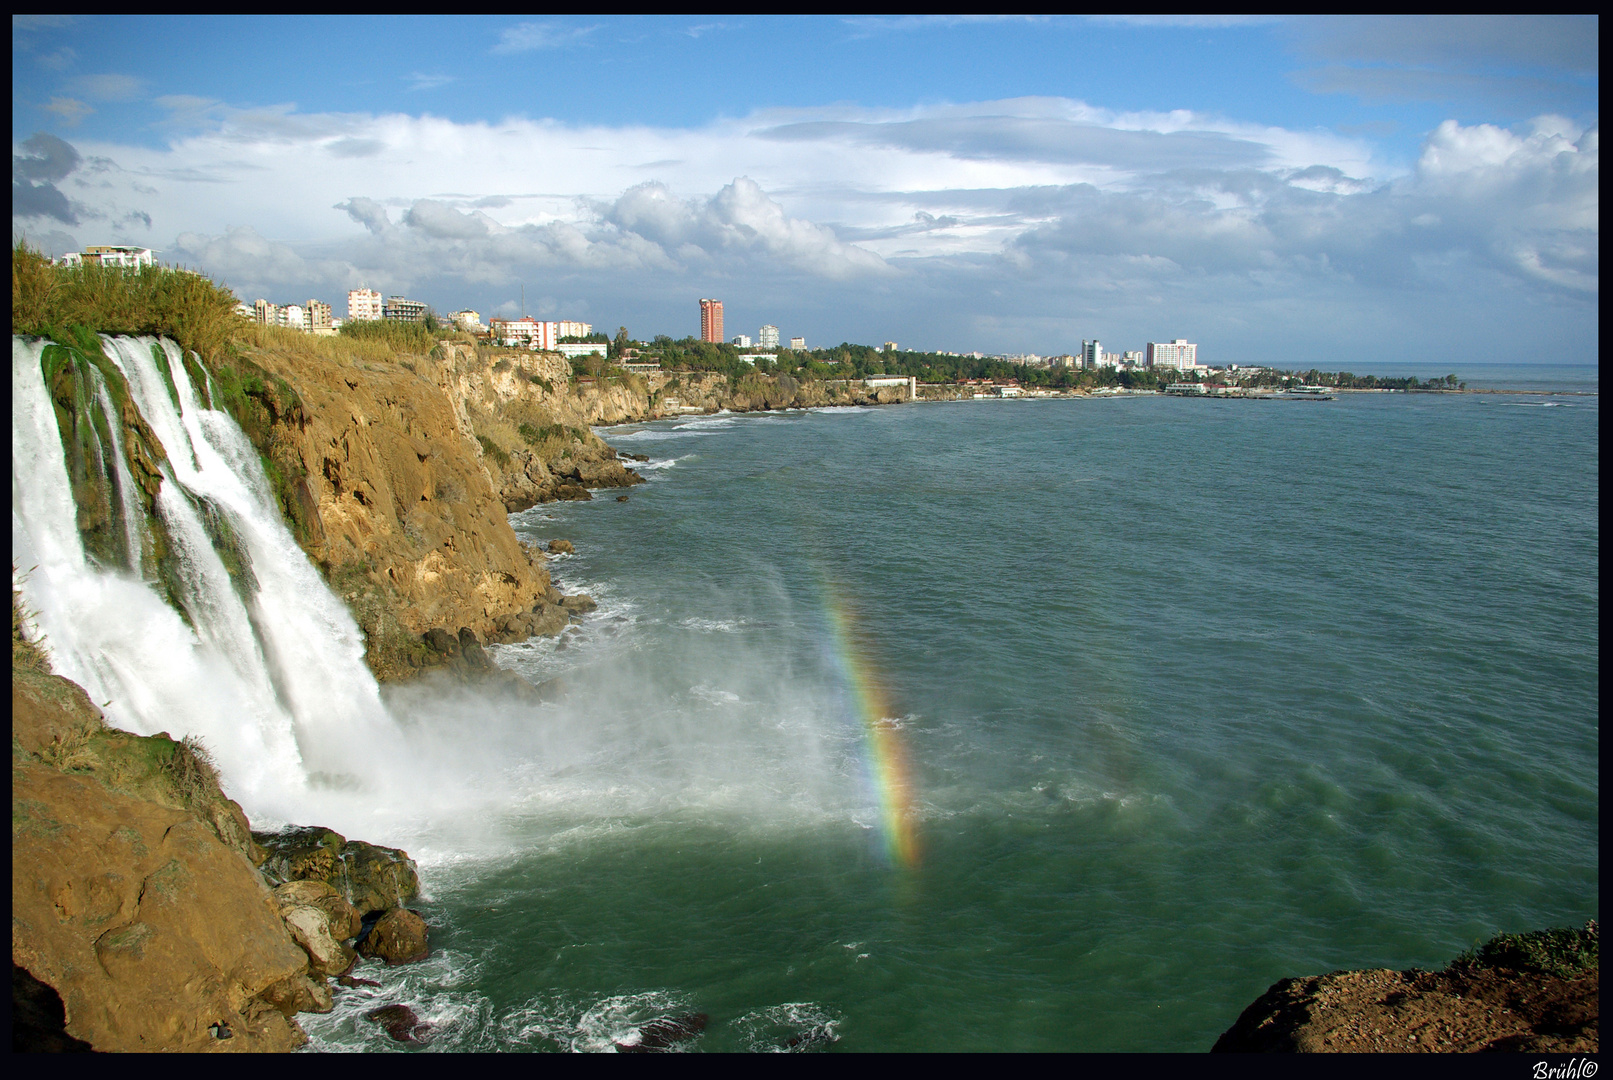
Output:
1146,339,1199,370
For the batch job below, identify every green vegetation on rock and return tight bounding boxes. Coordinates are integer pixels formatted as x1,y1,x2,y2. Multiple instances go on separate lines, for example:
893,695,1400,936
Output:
1453,922,1599,978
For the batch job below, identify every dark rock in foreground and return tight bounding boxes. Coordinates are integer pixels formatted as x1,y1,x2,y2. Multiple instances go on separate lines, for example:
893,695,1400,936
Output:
1214,923,1599,1053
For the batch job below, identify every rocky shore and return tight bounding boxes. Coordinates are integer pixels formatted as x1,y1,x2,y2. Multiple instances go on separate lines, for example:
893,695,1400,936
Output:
1213,924,1599,1053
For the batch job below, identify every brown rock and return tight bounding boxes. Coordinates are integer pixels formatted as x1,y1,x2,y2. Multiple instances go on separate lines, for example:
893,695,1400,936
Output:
547,539,575,554
616,495,629,502
422,627,459,657
281,905,357,976
12,764,311,1052
560,594,598,615
273,880,363,940
358,908,430,966
525,604,569,638
260,972,334,1017
254,828,420,916
457,626,493,671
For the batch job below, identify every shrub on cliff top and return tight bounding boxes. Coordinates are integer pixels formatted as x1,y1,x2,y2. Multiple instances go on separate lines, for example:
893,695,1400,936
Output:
12,242,240,361
1453,922,1598,977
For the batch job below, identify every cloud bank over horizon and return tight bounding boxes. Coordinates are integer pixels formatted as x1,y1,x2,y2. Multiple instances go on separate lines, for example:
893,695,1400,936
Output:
11,17,1598,364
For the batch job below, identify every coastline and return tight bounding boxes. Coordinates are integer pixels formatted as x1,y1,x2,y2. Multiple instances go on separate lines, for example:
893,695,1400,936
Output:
13,332,1598,1051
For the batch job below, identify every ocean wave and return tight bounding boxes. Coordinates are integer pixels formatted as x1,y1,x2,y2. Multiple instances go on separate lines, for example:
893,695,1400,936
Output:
678,616,743,633
503,989,701,1053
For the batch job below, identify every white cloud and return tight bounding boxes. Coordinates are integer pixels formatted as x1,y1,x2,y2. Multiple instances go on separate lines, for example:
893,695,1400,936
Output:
491,21,599,54
19,97,1596,358
69,73,146,101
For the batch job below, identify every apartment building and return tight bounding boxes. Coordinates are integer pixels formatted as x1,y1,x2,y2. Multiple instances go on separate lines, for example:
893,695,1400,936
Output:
348,289,383,321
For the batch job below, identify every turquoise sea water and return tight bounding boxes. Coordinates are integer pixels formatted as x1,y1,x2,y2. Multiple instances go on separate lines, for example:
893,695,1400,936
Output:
304,388,1598,1052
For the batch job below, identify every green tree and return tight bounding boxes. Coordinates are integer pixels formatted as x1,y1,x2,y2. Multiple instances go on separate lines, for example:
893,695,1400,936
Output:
610,325,629,359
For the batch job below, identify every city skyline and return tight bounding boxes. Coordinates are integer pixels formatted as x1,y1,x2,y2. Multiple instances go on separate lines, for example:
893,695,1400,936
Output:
11,16,1598,365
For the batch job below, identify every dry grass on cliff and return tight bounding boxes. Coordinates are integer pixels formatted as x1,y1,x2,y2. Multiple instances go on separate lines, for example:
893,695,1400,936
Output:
240,323,414,367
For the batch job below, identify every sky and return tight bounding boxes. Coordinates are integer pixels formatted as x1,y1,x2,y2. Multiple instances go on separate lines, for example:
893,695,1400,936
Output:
12,15,1599,364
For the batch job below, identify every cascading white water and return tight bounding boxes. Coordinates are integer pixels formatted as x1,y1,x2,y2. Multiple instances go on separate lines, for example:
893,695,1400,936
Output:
12,335,400,829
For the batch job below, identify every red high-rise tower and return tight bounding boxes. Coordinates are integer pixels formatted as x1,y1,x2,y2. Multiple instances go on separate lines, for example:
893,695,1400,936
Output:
699,298,724,343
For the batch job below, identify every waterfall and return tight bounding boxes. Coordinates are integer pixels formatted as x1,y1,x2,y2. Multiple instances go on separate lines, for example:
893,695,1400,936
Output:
93,372,145,573
12,335,400,828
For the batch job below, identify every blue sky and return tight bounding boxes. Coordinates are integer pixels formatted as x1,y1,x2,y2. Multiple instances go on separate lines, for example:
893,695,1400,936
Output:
12,15,1599,364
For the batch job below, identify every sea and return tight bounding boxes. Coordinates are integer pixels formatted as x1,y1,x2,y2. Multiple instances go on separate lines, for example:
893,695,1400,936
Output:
296,370,1599,1051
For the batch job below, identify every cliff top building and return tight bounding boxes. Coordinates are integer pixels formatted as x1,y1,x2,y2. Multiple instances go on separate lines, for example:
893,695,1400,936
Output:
60,245,157,269
384,296,428,323
758,324,780,348
732,334,752,348
789,336,806,350
700,298,724,343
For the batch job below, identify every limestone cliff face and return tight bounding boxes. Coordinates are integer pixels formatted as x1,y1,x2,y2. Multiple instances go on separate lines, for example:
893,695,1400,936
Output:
422,344,646,512
12,668,312,1052
235,343,552,676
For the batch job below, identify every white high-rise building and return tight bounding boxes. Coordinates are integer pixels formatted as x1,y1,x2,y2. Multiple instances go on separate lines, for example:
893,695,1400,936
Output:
732,334,752,348
348,288,383,321
1146,339,1199,370
758,325,780,348
1083,339,1104,368
789,336,805,350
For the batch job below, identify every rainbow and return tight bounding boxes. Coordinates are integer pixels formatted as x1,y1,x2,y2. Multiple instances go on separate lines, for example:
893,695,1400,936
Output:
820,584,920,868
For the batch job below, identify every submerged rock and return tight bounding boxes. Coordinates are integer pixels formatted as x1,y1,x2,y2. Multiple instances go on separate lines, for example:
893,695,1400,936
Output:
560,594,597,615
357,908,430,966
365,1004,430,1044
615,1013,709,1053
547,539,575,554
